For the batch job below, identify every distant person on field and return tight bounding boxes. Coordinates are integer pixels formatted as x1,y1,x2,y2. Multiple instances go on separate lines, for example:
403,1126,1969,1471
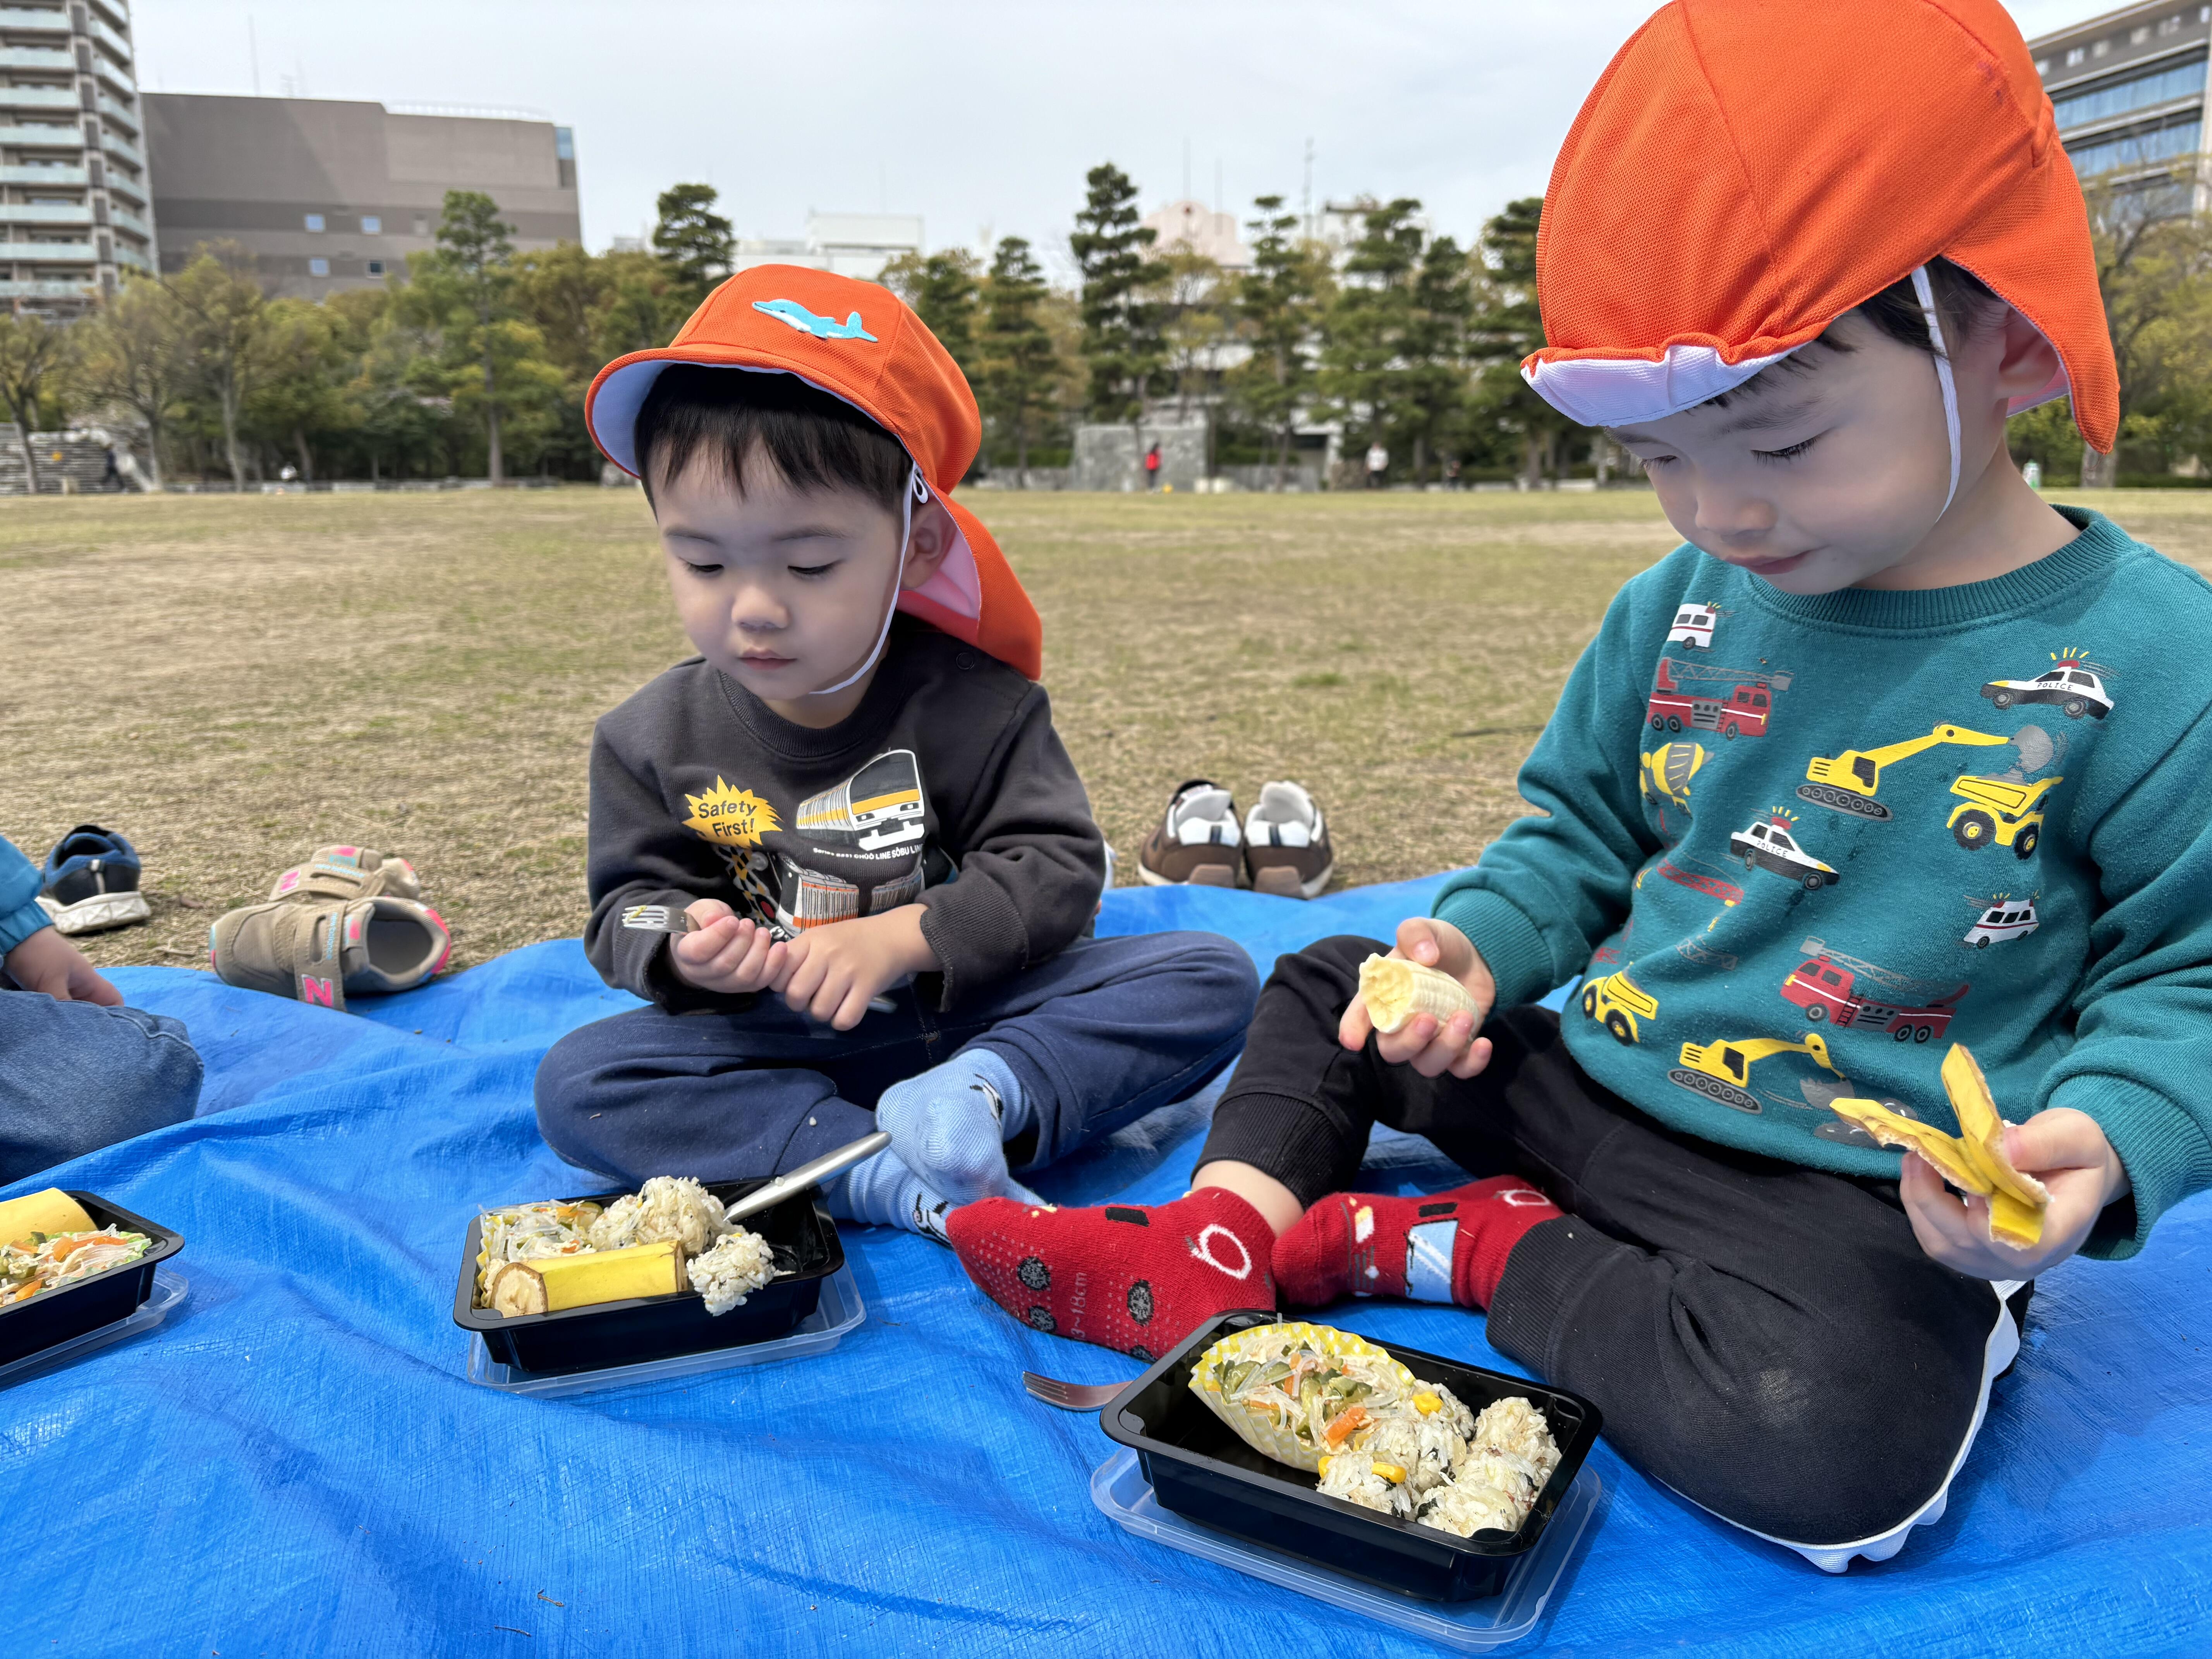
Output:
1144,442,1161,491
533,267,1256,1245
1365,440,1387,488
945,0,2212,1571
0,831,200,1183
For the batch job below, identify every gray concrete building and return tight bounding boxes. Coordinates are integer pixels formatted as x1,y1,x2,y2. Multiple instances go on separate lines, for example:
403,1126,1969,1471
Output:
2030,3,2212,214
143,94,580,297
0,0,154,314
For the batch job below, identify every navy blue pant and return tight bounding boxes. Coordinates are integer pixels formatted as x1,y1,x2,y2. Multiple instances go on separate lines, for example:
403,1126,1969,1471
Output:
0,979,202,1185
535,931,1259,1185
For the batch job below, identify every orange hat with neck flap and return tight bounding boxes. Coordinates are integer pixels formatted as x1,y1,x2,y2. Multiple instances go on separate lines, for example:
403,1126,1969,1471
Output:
586,265,1043,681
1521,0,2119,457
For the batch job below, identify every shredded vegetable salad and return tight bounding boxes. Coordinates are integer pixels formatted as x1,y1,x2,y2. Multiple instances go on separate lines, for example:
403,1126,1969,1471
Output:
3,1229,152,1305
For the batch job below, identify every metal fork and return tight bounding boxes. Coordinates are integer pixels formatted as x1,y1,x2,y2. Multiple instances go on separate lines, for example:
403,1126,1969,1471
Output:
1023,1371,1126,1412
622,905,895,1013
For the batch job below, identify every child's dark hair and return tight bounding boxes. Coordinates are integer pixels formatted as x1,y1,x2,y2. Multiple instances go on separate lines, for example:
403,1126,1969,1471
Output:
632,363,912,512
1701,258,2002,409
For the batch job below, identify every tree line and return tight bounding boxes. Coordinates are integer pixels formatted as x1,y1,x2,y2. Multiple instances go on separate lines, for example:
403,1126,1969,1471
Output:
10,160,2183,490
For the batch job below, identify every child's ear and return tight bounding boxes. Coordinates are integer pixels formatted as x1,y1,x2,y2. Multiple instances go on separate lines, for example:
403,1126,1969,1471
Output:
1992,305,2064,404
899,497,960,591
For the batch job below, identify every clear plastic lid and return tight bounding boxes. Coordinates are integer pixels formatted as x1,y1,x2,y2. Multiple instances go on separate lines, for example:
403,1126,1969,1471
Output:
0,1268,189,1393
464,1261,864,1398
1090,1449,1601,1650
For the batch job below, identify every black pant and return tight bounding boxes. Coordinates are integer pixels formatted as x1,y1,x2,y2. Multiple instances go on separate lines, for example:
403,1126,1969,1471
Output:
1204,935,2018,1547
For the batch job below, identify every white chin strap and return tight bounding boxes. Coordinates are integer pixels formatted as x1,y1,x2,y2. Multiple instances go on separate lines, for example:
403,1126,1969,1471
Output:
808,464,927,698
1911,264,1962,516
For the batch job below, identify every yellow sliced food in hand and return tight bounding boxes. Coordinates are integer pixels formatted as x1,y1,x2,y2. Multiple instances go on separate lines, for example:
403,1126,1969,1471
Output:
0,1188,94,1250
1826,1043,2048,1249
1359,954,1481,1036
487,1239,687,1316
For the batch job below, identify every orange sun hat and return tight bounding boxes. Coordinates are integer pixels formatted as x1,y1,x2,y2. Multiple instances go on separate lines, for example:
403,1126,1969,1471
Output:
586,265,1043,681
1522,0,2119,455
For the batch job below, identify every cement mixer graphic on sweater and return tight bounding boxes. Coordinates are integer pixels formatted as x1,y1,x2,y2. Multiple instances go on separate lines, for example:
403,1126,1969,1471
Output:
1432,514,2212,1244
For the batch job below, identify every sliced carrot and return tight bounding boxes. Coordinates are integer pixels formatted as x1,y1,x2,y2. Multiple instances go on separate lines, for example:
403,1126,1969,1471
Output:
1323,1405,1370,1447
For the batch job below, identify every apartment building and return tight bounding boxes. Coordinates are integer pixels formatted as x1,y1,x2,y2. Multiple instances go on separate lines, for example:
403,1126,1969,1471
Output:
143,94,580,298
2031,3,2212,213
0,0,153,314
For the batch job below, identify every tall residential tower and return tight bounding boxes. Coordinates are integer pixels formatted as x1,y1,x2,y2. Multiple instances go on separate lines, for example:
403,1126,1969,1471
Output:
0,0,151,313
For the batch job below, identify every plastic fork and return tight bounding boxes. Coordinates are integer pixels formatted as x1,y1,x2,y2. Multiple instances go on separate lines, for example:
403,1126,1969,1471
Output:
1023,1372,1125,1412
621,904,895,1014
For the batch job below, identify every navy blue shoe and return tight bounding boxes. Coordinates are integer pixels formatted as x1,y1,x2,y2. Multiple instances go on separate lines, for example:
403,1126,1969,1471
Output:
36,823,151,935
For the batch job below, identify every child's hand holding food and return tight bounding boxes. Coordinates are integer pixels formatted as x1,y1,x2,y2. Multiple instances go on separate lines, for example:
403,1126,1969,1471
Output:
1900,1106,2129,1279
1339,918,1498,1079
778,905,939,1031
668,898,795,996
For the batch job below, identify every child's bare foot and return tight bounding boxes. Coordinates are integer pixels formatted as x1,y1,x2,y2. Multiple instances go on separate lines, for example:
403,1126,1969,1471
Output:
946,1189,1277,1360
1272,1175,1561,1310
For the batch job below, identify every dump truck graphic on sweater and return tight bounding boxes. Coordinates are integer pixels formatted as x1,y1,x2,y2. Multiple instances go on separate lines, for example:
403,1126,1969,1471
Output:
1646,656,1791,739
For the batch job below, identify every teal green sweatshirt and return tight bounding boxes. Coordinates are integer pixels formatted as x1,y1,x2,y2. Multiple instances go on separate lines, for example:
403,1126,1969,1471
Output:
1435,508,2212,1259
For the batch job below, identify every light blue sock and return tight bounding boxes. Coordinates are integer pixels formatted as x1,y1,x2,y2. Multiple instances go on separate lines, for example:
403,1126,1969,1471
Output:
829,1148,955,1243
872,1046,1040,1206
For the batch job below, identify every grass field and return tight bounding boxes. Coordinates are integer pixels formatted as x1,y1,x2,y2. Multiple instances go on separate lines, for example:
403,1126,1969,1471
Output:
12,485,2212,975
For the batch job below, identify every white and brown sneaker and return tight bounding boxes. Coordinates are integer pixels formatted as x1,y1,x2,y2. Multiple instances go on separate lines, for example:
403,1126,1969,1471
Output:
1136,781,1243,888
1243,780,1334,898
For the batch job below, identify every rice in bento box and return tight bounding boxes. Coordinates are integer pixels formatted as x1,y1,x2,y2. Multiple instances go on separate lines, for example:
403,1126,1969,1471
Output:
587,1176,727,1255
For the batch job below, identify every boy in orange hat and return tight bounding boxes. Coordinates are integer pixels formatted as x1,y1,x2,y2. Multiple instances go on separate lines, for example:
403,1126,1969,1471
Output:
534,266,1256,1246
949,0,2212,1565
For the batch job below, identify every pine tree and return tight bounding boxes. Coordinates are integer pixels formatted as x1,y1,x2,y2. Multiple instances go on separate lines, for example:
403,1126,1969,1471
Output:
431,190,519,483
882,250,982,381
1233,194,1328,490
1473,197,1573,488
980,236,1056,483
1069,163,1166,429
1319,197,1425,476
1401,235,1477,483
653,183,735,305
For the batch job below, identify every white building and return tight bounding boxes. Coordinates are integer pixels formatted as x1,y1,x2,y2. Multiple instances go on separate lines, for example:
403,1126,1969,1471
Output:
1141,198,1249,269
729,211,922,281
0,0,152,314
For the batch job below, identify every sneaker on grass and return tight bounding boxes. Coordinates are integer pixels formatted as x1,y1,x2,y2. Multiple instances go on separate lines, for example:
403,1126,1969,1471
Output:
268,845,423,904
36,823,151,935
1243,780,1334,898
209,894,450,1012
1136,781,1242,888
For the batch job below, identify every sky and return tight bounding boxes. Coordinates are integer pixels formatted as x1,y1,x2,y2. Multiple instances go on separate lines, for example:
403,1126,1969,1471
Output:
133,1,2105,280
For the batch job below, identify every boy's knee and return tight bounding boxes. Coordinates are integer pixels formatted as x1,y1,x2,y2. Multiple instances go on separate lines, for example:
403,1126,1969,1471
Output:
1178,933,1260,1012
1667,1319,1981,1546
532,1025,612,1161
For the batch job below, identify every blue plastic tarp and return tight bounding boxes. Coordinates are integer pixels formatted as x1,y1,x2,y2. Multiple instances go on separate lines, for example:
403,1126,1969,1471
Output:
7,874,2211,1656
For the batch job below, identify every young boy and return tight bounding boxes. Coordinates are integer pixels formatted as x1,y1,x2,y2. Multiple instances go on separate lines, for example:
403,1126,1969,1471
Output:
948,0,2212,1565
534,268,1256,1245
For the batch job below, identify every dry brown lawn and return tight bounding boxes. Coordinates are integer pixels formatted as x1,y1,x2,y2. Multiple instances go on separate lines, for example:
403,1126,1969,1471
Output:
11,484,2207,975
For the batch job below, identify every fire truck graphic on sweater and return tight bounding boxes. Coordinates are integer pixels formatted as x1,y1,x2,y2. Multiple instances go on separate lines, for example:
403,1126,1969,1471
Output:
1647,656,1791,739
684,749,933,936
1779,937,1967,1042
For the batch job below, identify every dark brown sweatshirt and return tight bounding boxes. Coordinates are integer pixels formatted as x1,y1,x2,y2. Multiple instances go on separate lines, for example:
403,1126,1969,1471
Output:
583,617,1105,1013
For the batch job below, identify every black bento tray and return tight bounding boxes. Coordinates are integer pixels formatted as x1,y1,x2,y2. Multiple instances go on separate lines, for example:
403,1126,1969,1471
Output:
1101,1309,1603,1603
452,1178,844,1376
0,1191,183,1369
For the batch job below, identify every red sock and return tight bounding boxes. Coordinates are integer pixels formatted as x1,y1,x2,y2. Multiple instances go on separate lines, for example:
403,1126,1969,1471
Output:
1272,1175,1560,1311
946,1189,1277,1361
